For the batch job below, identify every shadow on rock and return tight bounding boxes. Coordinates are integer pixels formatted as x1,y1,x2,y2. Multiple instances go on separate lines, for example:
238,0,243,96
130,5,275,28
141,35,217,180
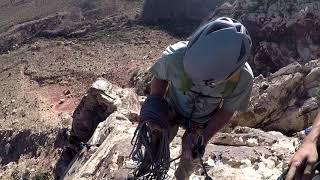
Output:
53,146,78,180
0,128,67,166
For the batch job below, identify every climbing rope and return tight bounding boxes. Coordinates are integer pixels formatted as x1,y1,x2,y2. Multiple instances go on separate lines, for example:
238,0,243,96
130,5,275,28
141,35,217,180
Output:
130,121,171,180
129,92,213,179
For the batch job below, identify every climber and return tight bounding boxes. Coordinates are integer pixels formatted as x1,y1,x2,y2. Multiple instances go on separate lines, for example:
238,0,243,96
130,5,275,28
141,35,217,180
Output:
131,17,254,179
285,111,320,180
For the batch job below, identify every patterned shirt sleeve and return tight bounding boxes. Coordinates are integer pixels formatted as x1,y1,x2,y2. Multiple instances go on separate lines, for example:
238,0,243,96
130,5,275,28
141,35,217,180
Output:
149,57,169,81
222,64,254,112
149,41,188,81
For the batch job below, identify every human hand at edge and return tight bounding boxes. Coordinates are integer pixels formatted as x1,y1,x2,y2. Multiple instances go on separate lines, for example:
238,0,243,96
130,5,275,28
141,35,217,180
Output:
286,140,318,180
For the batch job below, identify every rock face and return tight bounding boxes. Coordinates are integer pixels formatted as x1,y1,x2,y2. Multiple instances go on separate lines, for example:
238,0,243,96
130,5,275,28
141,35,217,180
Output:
232,60,320,134
63,78,140,179
63,78,300,180
209,0,320,76
205,127,299,180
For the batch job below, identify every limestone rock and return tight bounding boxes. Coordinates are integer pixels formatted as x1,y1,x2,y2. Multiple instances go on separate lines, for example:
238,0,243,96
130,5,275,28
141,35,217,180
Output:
232,60,319,134
63,78,140,179
71,77,140,144
211,127,282,147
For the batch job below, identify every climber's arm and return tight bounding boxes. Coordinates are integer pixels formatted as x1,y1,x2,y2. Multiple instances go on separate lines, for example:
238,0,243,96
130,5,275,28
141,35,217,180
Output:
202,67,253,143
202,109,234,145
150,77,168,97
139,77,169,131
303,111,320,144
286,111,320,180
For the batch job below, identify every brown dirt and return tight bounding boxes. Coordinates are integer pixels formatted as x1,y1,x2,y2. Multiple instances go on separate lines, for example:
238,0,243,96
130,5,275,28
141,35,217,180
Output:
0,11,178,131
0,0,180,178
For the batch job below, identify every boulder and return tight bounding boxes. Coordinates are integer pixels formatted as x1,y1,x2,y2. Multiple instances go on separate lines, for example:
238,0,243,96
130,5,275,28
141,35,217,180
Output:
232,60,320,134
63,78,140,179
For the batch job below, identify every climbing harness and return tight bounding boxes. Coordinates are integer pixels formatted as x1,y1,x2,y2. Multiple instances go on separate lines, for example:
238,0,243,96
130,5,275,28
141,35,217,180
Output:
182,73,240,180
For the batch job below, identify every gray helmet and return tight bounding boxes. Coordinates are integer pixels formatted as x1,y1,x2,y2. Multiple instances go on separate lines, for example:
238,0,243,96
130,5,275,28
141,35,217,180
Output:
183,17,252,82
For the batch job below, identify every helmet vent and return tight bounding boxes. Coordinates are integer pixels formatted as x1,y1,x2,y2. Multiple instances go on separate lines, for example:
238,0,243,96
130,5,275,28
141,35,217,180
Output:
220,17,229,21
235,25,242,32
232,19,239,23
206,22,232,35
237,40,246,62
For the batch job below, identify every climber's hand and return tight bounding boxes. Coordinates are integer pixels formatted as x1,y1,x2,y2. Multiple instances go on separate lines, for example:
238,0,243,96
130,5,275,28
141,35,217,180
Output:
182,132,194,161
191,135,205,159
286,140,318,180
182,133,205,161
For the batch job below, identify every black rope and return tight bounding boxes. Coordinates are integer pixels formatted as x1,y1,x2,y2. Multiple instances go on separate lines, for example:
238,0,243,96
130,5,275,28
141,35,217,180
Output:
129,122,171,180
129,92,213,179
